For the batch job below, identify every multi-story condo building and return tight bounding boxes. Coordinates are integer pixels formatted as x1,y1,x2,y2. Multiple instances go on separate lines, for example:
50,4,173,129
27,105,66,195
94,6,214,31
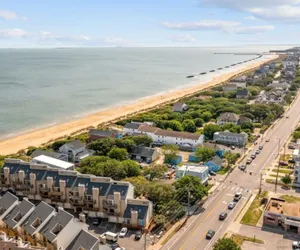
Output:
1,158,153,229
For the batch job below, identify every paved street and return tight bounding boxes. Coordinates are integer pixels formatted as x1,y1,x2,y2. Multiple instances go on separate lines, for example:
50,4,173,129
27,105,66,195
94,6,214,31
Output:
161,94,300,250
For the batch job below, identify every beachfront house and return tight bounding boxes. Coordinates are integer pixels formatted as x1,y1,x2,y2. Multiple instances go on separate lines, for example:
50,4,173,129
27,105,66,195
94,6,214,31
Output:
231,75,247,83
269,80,289,90
213,131,248,147
172,102,188,112
129,146,158,163
222,84,237,92
88,129,120,142
59,139,94,164
30,150,68,162
32,155,75,170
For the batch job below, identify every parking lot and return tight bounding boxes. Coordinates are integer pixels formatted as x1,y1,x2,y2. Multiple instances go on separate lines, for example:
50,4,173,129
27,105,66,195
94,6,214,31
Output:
87,218,146,250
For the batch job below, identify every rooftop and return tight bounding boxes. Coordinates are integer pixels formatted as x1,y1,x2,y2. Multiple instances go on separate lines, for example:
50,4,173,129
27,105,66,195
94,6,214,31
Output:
218,112,239,122
123,203,149,220
266,198,300,217
179,165,208,174
32,155,74,170
124,123,141,130
107,183,129,200
130,146,156,158
154,129,202,140
65,230,99,250
41,208,74,242
89,129,114,137
63,140,85,150
22,201,55,236
30,150,66,160
74,177,111,196
214,131,248,138
137,125,160,133
4,198,35,229
0,192,18,216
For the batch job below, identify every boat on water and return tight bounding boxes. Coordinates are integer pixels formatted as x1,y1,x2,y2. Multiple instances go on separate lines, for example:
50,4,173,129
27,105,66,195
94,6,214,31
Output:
209,70,215,72
218,68,223,70
186,75,194,78
225,66,229,68
199,72,207,75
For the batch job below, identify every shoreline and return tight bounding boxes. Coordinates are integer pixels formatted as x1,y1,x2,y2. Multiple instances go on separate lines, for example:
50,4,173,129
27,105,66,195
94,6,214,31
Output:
0,54,278,155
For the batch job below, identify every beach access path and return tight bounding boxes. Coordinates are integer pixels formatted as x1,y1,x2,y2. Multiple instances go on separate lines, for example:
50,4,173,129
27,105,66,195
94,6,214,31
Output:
0,55,278,155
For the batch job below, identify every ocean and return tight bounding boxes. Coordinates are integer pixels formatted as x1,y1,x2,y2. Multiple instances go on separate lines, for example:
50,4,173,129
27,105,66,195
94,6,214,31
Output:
0,46,289,138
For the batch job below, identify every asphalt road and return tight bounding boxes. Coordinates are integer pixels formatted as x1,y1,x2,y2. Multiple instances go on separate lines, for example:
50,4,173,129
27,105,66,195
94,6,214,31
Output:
161,94,300,250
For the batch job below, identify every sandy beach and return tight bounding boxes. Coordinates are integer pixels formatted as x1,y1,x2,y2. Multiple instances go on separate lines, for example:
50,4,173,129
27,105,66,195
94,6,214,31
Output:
0,54,278,155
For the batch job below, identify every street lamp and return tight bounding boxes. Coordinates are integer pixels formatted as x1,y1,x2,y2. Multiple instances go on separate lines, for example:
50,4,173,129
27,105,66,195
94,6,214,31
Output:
274,138,281,193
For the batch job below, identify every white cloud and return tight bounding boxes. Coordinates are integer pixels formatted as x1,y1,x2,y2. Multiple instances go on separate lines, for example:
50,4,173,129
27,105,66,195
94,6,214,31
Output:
0,29,27,38
244,16,258,20
39,31,90,42
234,25,274,34
162,20,240,31
199,0,300,21
170,34,197,42
0,10,27,20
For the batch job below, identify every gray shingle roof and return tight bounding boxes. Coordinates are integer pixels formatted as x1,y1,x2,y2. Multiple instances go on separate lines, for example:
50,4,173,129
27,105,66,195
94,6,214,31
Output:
66,140,85,150
130,146,156,158
217,112,239,123
123,204,149,220
54,174,77,188
236,89,248,97
124,123,141,130
4,199,35,229
22,201,55,235
154,129,201,140
0,192,18,216
89,129,114,137
66,230,99,250
30,150,65,160
41,208,73,242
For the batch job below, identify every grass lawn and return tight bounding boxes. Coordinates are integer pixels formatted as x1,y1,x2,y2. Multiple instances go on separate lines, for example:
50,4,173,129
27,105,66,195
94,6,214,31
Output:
241,191,268,226
280,195,300,204
280,154,291,161
231,234,264,246
271,169,293,174
265,179,285,185
269,174,284,178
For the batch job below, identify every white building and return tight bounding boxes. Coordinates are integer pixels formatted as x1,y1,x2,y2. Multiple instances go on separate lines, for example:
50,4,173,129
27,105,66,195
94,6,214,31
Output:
32,155,75,170
176,165,209,184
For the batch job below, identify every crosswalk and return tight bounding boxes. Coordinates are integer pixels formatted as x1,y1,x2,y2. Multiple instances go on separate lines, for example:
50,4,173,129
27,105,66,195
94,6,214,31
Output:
220,184,251,194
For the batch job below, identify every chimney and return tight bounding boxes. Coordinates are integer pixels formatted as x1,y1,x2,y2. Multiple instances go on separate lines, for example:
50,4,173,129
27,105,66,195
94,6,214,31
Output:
18,170,25,184
59,180,66,200
79,213,86,223
114,192,121,214
30,173,36,193
78,184,85,199
131,210,138,227
47,177,53,191
92,187,99,208
3,167,10,185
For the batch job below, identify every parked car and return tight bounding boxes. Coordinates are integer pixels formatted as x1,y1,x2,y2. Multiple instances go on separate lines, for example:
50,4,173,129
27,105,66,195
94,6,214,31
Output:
255,149,260,154
288,143,296,149
259,145,263,150
293,241,300,249
206,230,216,239
246,158,252,164
219,212,228,221
239,165,246,171
251,154,256,159
231,145,235,150
279,161,289,166
234,192,242,201
209,171,217,176
134,230,142,241
228,202,236,209
119,227,128,237
266,139,270,142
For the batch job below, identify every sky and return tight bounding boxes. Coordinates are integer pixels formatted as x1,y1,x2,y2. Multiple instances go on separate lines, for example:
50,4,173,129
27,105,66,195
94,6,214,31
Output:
0,0,300,47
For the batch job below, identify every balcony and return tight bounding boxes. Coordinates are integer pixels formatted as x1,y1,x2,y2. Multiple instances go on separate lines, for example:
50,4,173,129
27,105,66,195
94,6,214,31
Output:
49,190,62,196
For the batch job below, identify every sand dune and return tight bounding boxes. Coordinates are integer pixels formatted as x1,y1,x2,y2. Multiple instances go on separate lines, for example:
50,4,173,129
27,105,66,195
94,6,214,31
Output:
0,55,278,155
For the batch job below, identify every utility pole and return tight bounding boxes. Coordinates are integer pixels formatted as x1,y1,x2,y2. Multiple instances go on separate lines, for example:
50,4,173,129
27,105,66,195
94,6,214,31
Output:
143,227,147,250
259,173,263,194
187,185,190,217
275,138,281,193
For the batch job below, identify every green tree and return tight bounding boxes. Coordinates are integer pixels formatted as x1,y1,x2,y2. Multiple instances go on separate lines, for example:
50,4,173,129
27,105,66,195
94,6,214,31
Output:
80,155,110,169
203,124,221,140
174,175,208,205
221,124,241,133
194,118,204,127
240,121,254,131
26,146,38,156
281,175,292,185
147,182,175,204
247,86,260,97
108,148,128,161
195,147,216,162
183,119,197,133
87,138,116,155
162,144,179,163
131,135,153,146
293,131,300,140
165,120,184,131
51,140,69,151
123,176,149,196
289,83,299,91
116,138,136,151
120,160,141,177
154,214,167,226
201,111,213,122
213,238,241,250
224,152,240,167
143,164,168,181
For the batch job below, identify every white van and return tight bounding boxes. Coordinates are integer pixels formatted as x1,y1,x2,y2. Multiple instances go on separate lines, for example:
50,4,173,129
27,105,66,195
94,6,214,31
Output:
104,231,118,242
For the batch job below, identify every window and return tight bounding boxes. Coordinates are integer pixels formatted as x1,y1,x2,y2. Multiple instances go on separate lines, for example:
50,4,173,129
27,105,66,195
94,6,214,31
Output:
13,212,22,222
31,218,41,228
51,223,63,235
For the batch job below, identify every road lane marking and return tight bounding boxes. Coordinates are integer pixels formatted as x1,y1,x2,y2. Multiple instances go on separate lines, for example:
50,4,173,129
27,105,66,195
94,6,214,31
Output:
178,199,224,250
